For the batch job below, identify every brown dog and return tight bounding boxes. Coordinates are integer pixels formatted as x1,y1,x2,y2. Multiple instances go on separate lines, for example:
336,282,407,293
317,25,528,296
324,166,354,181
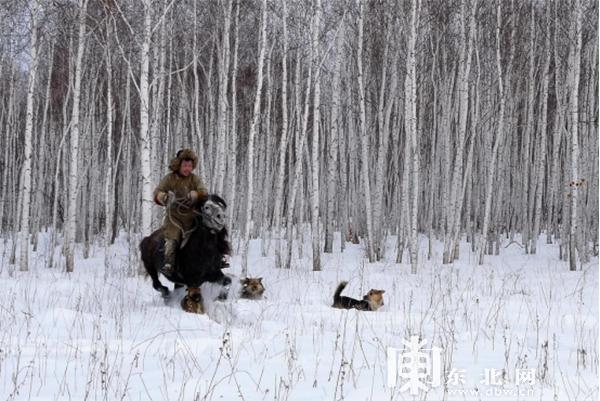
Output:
240,277,265,300
332,281,385,311
181,287,204,314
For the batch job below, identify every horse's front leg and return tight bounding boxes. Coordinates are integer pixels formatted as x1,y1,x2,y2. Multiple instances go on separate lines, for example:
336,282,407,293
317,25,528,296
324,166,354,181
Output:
204,268,231,286
202,268,232,301
152,276,170,298
146,265,170,298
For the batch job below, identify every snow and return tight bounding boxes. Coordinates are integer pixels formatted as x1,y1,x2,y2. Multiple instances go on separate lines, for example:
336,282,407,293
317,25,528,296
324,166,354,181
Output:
0,232,597,401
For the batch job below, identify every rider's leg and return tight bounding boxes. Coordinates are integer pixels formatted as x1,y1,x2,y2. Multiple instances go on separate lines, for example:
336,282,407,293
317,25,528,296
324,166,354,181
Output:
163,239,177,275
162,225,181,275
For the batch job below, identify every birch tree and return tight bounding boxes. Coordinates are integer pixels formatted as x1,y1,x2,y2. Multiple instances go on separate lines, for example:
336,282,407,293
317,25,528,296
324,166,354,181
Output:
104,16,115,249
442,0,475,264
285,49,314,270
272,0,289,263
357,0,375,262
227,0,240,231
214,0,233,195
405,0,421,273
242,0,267,276
139,0,153,241
324,16,343,254
310,0,322,271
18,4,40,272
479,0,506,265
65,0,88,273
521,6,537,253
531,5,551,255
568,0,583,271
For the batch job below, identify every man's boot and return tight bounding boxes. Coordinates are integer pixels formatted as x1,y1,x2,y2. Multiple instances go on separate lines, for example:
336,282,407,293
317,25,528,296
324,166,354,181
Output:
162,239,177,275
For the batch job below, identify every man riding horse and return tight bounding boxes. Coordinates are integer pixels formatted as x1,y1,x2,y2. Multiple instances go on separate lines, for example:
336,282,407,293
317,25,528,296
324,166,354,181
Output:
153,148,207,276
141,148,231,305
154,148,230,274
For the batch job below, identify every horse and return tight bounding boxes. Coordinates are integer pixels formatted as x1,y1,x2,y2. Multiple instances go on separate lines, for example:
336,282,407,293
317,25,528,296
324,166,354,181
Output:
140,194,232,300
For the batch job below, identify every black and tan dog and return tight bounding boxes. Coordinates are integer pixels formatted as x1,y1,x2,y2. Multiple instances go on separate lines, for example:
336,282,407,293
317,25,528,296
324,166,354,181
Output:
181,287,204,314
332,281,385,311
240,277,265,300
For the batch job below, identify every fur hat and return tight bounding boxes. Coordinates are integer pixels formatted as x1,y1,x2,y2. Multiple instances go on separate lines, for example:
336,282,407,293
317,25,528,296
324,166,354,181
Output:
169,148,198,172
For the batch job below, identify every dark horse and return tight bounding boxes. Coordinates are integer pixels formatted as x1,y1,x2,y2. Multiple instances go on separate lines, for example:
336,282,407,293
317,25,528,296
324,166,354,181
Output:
140,194,232,299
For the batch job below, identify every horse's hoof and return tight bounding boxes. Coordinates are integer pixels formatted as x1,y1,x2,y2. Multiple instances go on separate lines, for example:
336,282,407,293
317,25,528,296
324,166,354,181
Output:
159,287,170,298
217,283,230,301
221,276,232,286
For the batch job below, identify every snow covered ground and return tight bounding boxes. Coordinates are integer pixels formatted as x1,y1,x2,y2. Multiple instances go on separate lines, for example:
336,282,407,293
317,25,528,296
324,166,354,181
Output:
0,232,597,401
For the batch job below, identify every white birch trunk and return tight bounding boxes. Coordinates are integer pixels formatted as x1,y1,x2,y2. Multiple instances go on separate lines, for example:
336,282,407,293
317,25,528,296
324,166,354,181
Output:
32,40,54,252
260,43,275,255
373,30,399,260
310,0,322,271
285,50,313,270
531,8,551,255
191,0,207,184
215,0,233,195
104,19,114,249
479,1,505,265
442,0,474,263
65,0,88,273
405,0,420,273
357,1,375,262
140,1,153,240
241,0,267,276
568,0,582,271
372,29,390,261
324,18,343,254
18,7,39,272
522,7,536,252
273,0,289,264
396,128,411,263
227,1,240,231
48,43,73,269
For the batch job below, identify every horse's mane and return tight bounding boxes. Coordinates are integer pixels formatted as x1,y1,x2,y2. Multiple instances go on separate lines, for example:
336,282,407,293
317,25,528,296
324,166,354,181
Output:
185,222,231,256
190,194,231,255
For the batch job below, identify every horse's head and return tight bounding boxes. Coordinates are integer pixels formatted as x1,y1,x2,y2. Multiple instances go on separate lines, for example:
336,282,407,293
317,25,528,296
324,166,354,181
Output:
197,194,227,232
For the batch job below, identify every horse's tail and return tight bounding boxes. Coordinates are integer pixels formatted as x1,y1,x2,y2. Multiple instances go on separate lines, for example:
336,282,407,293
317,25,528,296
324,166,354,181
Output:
139,233,161,279
140,230,162,258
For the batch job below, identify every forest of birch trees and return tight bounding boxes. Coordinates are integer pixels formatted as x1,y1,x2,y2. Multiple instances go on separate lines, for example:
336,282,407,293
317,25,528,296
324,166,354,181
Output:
0,0,597,274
